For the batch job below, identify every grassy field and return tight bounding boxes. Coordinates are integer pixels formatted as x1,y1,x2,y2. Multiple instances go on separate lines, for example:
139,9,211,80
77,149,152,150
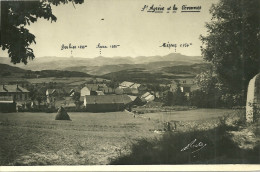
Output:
0,111,157,165
142,109,234,122
0,109,246,165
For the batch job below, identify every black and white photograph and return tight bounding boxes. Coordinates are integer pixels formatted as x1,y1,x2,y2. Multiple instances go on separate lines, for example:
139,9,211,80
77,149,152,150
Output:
0,0,260,169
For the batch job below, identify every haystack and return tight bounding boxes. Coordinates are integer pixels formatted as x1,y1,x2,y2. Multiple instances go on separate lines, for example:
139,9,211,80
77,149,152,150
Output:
55,106,71,120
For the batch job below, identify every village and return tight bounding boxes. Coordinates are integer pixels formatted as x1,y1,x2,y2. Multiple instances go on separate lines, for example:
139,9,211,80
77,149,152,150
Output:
0,79,197,113
1,0,260,167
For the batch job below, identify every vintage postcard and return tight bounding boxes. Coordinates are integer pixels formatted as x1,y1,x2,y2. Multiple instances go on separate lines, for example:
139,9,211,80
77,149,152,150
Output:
0,0,259,171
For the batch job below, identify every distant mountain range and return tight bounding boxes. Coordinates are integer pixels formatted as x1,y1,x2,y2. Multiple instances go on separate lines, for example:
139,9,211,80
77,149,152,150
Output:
0,53,204,76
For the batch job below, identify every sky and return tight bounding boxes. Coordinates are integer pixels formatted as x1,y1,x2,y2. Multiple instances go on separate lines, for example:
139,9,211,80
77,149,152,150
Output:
1,0,219,58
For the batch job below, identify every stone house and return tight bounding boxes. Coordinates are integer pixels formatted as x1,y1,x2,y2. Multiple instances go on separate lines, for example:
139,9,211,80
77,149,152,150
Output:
0,84,29,101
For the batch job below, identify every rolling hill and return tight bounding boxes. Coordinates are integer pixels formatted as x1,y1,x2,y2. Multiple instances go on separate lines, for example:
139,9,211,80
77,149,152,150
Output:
0,53,207,84
0,63,92,79
102,63,211,83
0,53,203,73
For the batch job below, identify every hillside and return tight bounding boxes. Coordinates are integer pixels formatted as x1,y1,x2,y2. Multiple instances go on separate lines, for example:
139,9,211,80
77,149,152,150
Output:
0,53,207,84
0,53,204,72
102,63,210,84
64,58,202,76
0,63,92,79
0,63,27,77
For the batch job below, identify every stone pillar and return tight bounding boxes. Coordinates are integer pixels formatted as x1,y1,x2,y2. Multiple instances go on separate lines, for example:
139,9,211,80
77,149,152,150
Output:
246,73,260,123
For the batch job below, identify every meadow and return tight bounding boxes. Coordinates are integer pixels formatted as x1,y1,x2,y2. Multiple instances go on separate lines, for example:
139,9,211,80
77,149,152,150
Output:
0,111,156,165
0,109,257,165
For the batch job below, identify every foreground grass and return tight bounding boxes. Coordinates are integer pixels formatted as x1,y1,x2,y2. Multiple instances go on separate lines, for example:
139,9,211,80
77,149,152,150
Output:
0,112,156,165
110,110,260,164
1,109,257,165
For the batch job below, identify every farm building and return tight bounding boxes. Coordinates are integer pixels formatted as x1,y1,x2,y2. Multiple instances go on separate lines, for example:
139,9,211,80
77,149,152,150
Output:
84,94,132,112
0,96,16,112
0,84,29,101
141,92,155,102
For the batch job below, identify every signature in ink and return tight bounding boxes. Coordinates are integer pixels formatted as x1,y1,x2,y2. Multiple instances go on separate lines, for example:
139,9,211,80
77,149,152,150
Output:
181,139,207,153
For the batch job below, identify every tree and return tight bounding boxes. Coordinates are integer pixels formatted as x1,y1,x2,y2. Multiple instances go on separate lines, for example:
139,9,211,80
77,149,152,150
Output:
195,67,220,94
171,86,187,106
163,91,174,106
162,85,187,106
72,92,82,108
106,79,119,89
200,0,260,95
0,0,84,64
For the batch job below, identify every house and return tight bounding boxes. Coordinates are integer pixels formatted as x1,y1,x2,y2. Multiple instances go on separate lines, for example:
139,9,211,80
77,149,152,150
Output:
119,81,141,89
80,86,97,97
141,92,150,99
84,94,132,112
0,96,16,112
0,84,29,101
46,88,69,107
131,83,141,89
46,89,56,106
46,89,57,97
99,87,114,94
180,85,191,93
167,79,199,97
119,81,135,89
80,84,111,97
180,84,199,97
151,91,162,98
141,92,155,102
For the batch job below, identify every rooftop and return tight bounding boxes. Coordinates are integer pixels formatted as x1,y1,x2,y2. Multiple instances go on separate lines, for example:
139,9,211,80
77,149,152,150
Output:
85,94,132,104
0,85,29,93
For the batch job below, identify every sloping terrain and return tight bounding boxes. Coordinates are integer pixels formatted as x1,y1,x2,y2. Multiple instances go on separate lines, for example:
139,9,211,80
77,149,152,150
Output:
0,63,92,79
102,63,210,83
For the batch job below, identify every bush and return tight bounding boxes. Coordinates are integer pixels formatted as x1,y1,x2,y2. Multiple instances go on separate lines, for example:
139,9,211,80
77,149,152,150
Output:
190,89,222,108
163,87,188,106
221,93,245,108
